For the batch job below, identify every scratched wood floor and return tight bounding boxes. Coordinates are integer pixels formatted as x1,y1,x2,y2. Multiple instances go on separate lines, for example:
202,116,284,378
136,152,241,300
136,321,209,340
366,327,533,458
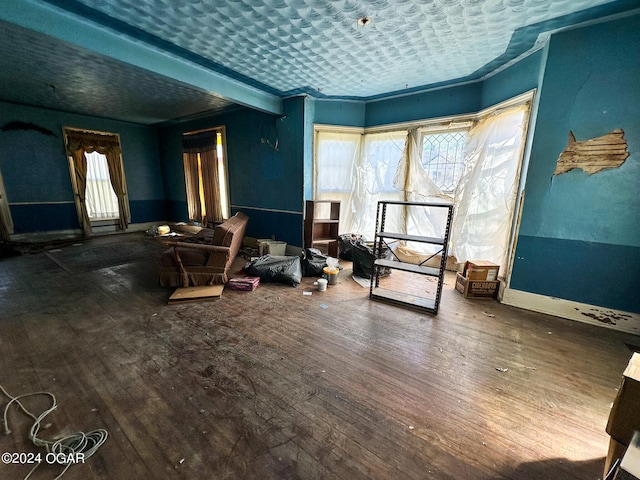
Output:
0,232,638,480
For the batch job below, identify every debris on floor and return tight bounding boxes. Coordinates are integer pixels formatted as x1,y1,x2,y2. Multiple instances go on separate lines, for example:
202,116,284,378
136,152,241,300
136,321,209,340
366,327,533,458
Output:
168,285,224,304
228,275,260,291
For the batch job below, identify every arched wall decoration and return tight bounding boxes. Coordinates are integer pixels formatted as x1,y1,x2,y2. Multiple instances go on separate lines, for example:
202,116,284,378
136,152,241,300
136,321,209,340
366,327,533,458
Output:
1,121,57,137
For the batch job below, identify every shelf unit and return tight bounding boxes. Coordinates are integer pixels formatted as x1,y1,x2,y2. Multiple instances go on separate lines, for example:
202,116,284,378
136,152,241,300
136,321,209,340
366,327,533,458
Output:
369,200,454,314
304,200,340,257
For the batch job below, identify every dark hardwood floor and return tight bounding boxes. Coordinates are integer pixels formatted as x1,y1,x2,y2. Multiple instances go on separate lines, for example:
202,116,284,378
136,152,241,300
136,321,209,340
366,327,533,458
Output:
0,232,637,480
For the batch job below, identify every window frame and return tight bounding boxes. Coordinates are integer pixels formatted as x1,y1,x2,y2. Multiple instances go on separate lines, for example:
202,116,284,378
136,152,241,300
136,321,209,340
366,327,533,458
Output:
63,126,129,232
313,89,536,284
182,126,230,223
419,127,470,195
83,150,120,222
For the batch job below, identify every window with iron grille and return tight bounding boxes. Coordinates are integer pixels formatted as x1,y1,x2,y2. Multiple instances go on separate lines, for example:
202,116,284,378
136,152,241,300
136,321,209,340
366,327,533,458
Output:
421,130,468,194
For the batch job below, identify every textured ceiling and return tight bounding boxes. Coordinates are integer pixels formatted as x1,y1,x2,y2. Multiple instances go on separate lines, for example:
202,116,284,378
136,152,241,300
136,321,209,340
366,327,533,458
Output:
58,0,624,98
0,20,238,125
0,0,636,124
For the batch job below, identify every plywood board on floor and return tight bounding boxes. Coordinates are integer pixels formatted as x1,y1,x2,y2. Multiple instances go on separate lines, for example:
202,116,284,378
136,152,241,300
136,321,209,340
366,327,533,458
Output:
168,284,224,304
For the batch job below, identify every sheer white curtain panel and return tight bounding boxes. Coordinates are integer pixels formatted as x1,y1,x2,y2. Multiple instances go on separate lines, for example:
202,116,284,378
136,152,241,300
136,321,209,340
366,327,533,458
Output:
314,99,530,273
351,130,407,237
450,104,530,273
393,128,453,257
84,151,119,220
314,130,361,235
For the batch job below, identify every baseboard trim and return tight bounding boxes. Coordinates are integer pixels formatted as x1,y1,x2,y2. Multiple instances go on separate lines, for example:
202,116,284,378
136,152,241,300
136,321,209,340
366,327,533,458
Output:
502,288,640,335
91,222,161,235
11,229,82,242
10,222,163,242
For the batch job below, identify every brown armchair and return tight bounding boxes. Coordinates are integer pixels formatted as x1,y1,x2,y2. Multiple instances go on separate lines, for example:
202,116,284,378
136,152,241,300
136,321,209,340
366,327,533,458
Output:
158,212,248,287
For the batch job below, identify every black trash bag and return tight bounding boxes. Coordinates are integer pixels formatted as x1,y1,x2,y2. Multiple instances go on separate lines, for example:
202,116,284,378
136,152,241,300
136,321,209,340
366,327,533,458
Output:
352,242,392,279
243,255,302,286
338,234,365,261
301,248,328,277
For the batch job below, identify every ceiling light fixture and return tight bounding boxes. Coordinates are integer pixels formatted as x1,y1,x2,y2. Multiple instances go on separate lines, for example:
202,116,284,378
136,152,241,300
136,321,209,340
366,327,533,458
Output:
357,16,371,27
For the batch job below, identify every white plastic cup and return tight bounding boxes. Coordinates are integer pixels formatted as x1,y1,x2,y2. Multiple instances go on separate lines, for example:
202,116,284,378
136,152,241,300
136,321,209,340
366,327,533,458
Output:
315,278,328,291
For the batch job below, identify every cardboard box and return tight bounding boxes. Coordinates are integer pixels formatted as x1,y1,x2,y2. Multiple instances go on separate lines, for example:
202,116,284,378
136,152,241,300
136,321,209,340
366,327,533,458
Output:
455,273,499,298
228,276,260,291
618,431,640,479
605,437,627,480
257,239,287,256
266,241,287,256
463,260,500,281
607,353,640,446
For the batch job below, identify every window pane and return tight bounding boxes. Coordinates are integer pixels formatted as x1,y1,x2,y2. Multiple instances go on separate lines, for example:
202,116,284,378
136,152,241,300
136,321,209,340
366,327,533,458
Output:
421,131,467,193
216,132,229,219
85,151,119,220
362,133,406,194
316,135,360,193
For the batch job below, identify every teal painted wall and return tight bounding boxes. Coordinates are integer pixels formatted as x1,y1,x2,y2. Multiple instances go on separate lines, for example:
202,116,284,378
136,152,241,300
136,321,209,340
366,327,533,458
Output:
481,49,543,110
303,96,315,202
158,97,306,247
0,101,164,234
314,99,366,127
510,14,640,312
365,83,482,127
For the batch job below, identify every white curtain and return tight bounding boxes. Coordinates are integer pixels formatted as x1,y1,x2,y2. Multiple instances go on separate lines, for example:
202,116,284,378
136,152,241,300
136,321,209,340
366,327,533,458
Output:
450,104,530,273
84,151,119,220
393,128,453,256
314,130,361,235
315,130,406,239
316,128,452,241
351,130,407,237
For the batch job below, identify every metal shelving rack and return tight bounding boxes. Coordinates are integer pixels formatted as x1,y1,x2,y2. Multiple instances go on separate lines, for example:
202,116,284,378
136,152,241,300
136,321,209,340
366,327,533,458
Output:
369,200,454,314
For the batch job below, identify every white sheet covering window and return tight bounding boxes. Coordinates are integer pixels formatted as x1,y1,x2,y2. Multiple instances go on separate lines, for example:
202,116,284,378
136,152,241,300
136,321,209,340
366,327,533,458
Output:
314,130,361,234
314,99,530,274
352,130,407,236
315,130,406,236
393,128,453,255
450,104,530,273
85,151,120,220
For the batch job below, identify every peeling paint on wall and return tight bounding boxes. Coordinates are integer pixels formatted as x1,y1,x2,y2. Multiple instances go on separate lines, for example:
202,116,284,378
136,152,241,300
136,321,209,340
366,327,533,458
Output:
554,129,629,175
